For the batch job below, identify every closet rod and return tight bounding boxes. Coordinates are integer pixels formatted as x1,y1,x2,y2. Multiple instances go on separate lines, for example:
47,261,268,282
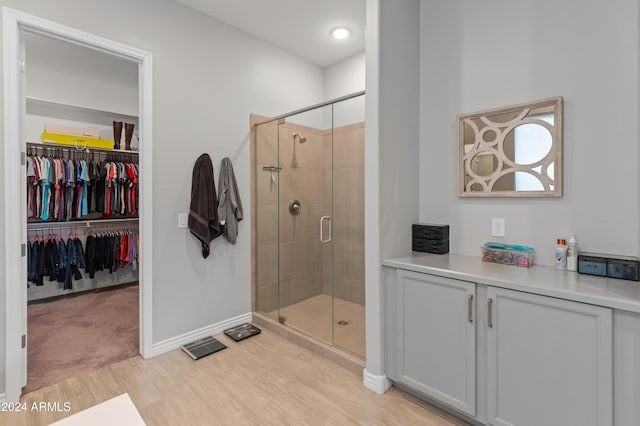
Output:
254,90,365,126
26,141,139,157
27,224,138,233
27,218,139,229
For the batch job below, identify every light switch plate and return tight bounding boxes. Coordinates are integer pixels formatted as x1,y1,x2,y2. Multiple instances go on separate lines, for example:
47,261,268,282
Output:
178,213,188,228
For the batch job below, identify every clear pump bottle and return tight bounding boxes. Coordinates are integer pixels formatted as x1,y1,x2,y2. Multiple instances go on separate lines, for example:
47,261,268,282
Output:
567,234,577,271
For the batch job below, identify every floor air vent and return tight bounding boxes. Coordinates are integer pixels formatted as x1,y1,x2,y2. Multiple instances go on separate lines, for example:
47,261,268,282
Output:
181,336,227,360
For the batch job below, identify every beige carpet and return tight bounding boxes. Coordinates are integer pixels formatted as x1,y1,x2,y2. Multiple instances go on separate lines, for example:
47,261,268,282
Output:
277,294,365,358
25,284,139,394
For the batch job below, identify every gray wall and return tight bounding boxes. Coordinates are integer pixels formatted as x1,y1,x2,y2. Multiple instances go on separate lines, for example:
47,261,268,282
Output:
365,0,420,378
0,0,325,394
420,0,640,266
323,51,366,128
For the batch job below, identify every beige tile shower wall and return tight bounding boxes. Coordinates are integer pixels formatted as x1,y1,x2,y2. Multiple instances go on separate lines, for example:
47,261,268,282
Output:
254,119,279,314
255,120,327,312
278,122,326,307
324,123,365,305
254,120,365,311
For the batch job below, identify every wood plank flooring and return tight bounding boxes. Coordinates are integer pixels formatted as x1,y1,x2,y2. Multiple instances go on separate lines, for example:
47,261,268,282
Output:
2,328,466,426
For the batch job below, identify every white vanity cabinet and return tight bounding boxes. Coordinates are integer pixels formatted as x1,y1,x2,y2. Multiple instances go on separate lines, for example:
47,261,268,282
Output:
486,287,612,426
392,269,477,416
382,254,628,426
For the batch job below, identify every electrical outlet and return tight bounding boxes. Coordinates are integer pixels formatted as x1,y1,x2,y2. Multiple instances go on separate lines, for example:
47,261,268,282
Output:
491,218,505,237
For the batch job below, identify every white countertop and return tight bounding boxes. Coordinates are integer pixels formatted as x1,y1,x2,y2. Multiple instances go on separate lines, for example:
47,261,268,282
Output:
383,252,640,313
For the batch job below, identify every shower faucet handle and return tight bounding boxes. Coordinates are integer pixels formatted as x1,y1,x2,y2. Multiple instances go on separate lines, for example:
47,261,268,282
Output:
289,200,301,215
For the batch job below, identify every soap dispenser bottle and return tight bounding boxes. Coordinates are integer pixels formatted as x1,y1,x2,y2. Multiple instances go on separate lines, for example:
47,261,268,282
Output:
567,234,578,271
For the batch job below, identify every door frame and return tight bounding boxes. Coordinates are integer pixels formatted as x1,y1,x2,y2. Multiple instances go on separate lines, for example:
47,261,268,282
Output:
3,7,154,402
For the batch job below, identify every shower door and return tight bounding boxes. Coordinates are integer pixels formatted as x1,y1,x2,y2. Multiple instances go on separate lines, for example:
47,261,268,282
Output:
330,97,365,357
276,105,334,346
254,93,365,359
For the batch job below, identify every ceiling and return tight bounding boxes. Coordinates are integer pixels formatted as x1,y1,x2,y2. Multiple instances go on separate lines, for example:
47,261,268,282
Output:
175,0,366,68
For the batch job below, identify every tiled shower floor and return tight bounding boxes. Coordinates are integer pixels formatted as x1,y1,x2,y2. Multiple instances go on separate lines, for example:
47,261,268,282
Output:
270,294,365,359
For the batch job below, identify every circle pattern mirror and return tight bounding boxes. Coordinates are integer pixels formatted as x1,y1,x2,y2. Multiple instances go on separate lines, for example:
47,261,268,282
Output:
458,97,563,197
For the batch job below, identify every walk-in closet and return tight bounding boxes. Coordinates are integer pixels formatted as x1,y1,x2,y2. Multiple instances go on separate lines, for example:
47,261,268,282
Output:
20,30,142,393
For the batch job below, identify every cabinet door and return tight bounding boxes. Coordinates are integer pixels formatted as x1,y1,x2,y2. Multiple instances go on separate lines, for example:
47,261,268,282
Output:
486,287,612,426
396,270,476,416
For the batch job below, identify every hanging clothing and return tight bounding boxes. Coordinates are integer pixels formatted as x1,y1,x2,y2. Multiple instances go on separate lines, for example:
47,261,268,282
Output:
217,157,243,244
40,159,51,221
26,230,135,288
100,161,138,218
96,161,106,213
188,153,221,258
36,240,48,284
85,235,98,279
68,237,84,281
26,154,138,222
58,238,71,289
131,232,139,270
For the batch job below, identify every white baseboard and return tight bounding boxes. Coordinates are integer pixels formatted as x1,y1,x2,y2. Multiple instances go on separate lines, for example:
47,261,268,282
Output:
363,368,391,394
149,312,252,358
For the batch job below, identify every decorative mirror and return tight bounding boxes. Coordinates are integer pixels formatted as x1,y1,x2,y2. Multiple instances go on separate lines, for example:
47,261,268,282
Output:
458,97,563,197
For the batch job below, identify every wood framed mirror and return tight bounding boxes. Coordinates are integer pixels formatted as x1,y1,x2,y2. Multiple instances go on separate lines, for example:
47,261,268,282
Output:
458,97,563,197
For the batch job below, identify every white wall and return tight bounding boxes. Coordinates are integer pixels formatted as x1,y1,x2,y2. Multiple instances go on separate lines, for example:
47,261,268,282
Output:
420,0,639,267
364,0,420,381
25,32,139,116
26,65,138,117
324,51,365,101
0,0,325,395
323,51,365,128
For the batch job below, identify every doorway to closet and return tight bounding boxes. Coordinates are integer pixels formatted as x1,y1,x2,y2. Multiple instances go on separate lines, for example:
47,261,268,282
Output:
3,8,154,402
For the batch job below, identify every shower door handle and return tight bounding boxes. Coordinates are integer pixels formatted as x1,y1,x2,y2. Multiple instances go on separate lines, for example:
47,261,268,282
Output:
320,216,332,243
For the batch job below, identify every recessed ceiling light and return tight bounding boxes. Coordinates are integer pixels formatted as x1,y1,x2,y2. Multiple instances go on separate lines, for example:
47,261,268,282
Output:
331,27,350,40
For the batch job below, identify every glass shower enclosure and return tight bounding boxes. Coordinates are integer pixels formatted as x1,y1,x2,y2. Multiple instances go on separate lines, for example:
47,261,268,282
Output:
253,93,365,358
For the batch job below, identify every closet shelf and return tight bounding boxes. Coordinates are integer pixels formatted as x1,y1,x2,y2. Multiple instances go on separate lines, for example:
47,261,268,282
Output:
26,97,138,125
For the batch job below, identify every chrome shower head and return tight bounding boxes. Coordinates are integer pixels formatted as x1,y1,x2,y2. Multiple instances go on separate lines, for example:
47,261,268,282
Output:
293,132,307,143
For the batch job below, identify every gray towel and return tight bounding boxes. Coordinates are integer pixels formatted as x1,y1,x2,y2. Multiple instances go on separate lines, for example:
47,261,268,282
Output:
217,157,243,244
188,154,221,258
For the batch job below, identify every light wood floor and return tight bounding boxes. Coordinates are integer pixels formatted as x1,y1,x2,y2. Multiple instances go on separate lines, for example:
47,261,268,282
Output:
277,294,366,358
2,328,466,426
